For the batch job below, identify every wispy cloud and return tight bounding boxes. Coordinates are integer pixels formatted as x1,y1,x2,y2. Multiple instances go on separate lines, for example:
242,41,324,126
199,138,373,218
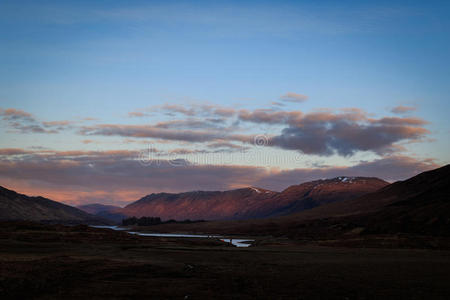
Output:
128,111,148,118
280,92,309,103
0,108,34,122
83,104,431,157
391,105,417,114
79,124,235,143
1,103,431,159
0,107,74,134
238,109,302,124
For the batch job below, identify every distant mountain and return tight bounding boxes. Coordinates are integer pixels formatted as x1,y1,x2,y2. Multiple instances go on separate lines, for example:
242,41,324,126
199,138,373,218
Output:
77,203,121,215
122,187,277,221
264,177,389,217
145,165,449,238
276,166,449,224
0,186,107,224
121,177,388,221
0,175,389,224
77,203,126,223
274,164,450,237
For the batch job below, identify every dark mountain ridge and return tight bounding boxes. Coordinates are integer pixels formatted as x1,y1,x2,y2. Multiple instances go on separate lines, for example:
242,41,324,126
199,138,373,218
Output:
77,203,122,215
0,186,107,224
77,203,126,223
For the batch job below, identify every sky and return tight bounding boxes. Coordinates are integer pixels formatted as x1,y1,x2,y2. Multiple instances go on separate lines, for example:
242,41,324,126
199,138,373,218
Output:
0,0,449,206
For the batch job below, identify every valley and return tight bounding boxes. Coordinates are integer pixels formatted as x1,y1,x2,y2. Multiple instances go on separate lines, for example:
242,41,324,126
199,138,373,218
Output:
2,222,450,299
1,165,449,299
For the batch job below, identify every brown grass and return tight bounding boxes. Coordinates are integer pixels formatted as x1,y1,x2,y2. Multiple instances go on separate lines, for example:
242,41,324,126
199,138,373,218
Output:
1,222,450,299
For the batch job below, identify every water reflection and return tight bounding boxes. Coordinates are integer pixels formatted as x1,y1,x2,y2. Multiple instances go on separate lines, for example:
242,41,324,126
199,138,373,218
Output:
91,225,253,247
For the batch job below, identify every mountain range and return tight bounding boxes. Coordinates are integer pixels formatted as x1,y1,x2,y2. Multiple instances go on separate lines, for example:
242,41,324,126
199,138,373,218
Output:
160,164,449,238
285,163,450,237
2,165,447,232
76,176,387,223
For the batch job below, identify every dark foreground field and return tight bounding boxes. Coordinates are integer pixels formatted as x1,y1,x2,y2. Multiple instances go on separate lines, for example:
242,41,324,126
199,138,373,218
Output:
1,222,450,299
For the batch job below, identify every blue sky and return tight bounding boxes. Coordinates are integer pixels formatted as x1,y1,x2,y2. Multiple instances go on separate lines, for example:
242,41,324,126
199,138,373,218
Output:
0,0,449,205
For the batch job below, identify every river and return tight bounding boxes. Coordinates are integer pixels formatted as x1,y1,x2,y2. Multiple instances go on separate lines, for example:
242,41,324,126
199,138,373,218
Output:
91,225,254,247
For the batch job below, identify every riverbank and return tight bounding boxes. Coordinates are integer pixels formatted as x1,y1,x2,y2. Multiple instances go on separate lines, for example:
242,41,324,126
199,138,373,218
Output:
90,225,255,247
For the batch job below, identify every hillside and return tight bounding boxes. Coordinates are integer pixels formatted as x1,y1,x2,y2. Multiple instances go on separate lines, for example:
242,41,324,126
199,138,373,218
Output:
77,203,126,223
121,187,277,221
149,165,449,237
280,164,450,224
77,203,121,215
0,186,107,224
259,177,388,217
358,164,450,236
121,177,387,221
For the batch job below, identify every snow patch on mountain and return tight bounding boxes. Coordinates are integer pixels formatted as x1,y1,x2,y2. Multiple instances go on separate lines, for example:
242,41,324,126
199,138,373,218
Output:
251,187,261,193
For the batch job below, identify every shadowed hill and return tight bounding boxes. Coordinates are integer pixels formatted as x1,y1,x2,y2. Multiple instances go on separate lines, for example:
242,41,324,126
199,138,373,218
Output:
77,203,121,215
358,164,450,236
0,186,108,224
77,203,126,223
